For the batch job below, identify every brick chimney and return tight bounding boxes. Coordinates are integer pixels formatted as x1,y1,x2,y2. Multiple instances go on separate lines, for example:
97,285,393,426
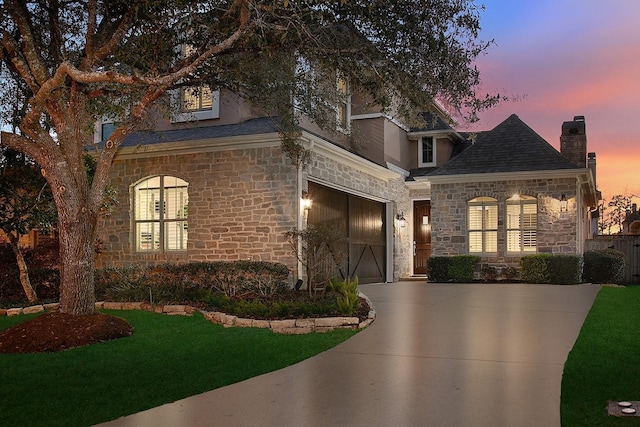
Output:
560,115,586,167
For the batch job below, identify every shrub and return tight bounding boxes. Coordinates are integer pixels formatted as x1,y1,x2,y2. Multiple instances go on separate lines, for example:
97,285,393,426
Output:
520,254,552,283
501,266,520,281
328,276,360,316
94,261,291,303
548,255,583,285
480,265,498,282
583,249,626,284
449,255,480,282
427,257,451,282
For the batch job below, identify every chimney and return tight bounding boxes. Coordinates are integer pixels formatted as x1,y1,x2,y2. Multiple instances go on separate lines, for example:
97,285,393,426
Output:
560,115,586,167
587,152,596,187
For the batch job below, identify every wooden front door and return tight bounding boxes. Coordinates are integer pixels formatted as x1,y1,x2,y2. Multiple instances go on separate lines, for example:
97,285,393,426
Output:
413,200,431,275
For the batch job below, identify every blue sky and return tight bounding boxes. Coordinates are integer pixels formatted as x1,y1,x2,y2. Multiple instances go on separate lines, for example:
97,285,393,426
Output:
462,0,640,201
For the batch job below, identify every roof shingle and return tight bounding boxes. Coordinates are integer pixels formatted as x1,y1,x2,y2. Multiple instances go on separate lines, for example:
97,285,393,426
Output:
427,114,581,177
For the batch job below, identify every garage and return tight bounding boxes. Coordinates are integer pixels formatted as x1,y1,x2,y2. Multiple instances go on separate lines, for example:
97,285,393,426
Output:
307,181,386,284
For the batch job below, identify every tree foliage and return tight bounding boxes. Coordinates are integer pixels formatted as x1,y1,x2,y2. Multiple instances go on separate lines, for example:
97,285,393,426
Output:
0,147,57,301
0,0,499,315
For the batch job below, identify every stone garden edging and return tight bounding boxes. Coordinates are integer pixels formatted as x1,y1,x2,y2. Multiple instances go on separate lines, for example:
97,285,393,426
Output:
0,292,376,335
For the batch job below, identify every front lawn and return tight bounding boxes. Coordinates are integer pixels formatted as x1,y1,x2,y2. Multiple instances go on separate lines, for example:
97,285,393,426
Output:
561,286,640,426
0,309,357,426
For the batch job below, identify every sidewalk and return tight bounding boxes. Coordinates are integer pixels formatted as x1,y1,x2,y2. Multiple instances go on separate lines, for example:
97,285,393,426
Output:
98,282,600,427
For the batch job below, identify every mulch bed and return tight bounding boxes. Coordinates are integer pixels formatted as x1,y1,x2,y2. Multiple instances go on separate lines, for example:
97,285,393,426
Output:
0,311,134,354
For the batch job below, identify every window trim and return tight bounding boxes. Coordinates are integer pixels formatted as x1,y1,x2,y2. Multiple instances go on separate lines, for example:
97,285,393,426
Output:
418,136,436,167
132,175,189,253
171,88,220,123
468,196,498,254
506,195,538,254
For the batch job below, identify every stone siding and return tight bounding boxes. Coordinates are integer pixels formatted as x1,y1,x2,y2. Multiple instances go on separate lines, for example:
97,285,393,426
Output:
96,146,298,270
431,178,578,268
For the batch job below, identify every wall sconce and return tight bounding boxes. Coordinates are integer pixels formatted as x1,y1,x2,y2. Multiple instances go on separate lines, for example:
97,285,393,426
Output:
396,212,406,228
301,190,312,211
560,194,568,212
422,215,429,225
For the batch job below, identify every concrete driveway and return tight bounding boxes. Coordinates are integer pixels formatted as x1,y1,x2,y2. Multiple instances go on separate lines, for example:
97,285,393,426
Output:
99,282,600,427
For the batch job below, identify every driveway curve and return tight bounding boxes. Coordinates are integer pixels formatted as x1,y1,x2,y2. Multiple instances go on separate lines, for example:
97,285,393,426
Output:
99,282,600,427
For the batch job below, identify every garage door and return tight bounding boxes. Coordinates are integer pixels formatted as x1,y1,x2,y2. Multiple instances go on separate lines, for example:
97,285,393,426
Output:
307,182,386,284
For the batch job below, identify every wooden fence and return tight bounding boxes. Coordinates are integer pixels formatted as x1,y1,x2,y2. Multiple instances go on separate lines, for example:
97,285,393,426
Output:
585,235,640,284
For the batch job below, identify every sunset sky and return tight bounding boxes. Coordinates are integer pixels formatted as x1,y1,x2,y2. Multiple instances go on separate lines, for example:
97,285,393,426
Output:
462,0,640,204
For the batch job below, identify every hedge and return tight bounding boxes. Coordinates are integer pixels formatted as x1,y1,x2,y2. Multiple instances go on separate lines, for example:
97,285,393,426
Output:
548,255,583,285
427,257,451,282
427,255,480,283
449,255,481,282
583,249,626,284
520,254,552,283
95,261,291,302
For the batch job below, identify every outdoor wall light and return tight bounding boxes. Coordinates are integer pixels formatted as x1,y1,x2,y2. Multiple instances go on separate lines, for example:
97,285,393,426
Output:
301,190,312,211
396,212,406,228
560,194,568,212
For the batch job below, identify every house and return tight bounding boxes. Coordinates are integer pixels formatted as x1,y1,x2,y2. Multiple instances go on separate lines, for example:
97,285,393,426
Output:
94,83,599,283
623,203,640,234
409,114,599,272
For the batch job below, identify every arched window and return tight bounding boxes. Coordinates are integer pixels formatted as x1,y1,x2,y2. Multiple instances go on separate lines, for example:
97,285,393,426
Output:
468,197,498,253
133,176,188,252
506,195,537,253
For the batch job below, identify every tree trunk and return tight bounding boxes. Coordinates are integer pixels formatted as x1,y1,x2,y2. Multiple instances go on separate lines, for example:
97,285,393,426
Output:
8,233,38,303
58,208,97,315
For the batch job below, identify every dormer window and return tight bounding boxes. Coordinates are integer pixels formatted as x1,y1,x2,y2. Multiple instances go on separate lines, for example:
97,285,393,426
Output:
172,44,220,122
181,86,213,112
419,136,436,167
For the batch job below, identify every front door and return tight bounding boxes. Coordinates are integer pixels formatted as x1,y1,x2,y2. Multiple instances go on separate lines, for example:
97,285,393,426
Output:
413,200,431,275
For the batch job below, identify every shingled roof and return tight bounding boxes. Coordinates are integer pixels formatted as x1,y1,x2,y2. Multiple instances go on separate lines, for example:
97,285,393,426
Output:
118,117,280,147
409,111,456,133
426,114,581,177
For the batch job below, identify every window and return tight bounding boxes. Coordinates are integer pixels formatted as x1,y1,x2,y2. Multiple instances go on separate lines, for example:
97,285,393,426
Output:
506,195,537,253
172,45,220,122
181,86,213,112
133,176,188,252
420,136,435,166
336,76,350,130
468,197,497,253
101,123,117,142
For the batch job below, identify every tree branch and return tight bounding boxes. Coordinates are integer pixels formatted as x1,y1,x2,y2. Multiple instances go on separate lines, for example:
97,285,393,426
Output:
5,0,50,85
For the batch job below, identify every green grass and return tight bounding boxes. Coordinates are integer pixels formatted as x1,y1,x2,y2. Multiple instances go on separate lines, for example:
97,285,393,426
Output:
561,286,640,426
0,309,357,426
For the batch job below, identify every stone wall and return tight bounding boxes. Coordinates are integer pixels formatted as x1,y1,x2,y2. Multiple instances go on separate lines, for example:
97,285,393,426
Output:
96,146,298,270
431,177,578,268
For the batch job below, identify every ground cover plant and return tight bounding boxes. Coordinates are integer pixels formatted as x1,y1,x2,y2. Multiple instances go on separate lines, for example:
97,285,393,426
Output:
0,309,357,427
561,286,640,426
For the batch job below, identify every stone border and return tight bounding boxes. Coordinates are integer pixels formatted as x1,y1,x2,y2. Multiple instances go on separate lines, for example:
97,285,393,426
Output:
0,292,376,335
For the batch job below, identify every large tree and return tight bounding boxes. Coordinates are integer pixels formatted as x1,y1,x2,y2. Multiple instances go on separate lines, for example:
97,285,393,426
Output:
0,0,498,315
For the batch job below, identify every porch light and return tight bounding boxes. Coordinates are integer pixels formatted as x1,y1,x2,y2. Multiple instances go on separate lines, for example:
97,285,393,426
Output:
396,212,406,228
560,194,568,212
301,190,312,211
